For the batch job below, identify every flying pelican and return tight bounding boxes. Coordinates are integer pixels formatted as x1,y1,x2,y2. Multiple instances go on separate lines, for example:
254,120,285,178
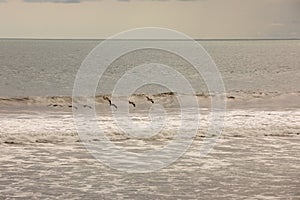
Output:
103,96,118,109
146,96,154,104
129,100,136,107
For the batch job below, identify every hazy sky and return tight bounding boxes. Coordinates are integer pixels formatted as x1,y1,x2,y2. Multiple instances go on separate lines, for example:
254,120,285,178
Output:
0,0,299,39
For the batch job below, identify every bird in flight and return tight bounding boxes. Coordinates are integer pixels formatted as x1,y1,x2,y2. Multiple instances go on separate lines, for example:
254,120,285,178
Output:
103,96,118,109
128,100,136,107
146,96,154,104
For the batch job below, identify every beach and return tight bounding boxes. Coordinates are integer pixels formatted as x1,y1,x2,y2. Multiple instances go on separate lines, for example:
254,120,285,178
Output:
0,39,300,199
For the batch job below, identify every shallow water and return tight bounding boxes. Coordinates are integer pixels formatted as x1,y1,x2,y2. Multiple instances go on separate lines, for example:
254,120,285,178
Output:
0,109,299,144
1,136,299,199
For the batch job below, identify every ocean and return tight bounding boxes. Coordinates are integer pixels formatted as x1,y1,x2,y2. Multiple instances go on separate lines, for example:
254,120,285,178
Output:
0,39,299,97
0,39,299,199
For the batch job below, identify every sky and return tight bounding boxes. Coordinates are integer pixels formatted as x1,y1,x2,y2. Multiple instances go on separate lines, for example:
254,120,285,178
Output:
0,0,299,39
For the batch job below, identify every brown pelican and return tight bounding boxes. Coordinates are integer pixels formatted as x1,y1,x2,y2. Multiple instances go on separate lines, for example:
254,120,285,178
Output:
146,96,154,104
103,96,118,109
129,100,136,107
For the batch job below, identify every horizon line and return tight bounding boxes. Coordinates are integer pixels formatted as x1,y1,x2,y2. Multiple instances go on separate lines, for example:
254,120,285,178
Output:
0,37,300,41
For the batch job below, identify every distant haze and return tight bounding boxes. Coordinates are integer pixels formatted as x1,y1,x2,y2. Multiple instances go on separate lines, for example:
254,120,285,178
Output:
0,0,299,39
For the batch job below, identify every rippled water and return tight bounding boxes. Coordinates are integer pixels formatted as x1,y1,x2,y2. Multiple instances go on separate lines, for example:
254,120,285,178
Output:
0,39,299,97
1,39,300,199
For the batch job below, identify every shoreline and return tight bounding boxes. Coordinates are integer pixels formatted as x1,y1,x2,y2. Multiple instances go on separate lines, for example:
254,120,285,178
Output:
1,92,299,112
